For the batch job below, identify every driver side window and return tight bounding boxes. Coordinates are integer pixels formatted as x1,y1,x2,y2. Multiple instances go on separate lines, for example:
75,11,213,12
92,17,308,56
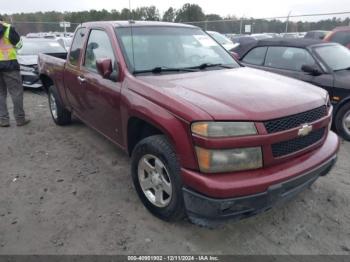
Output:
84,29,116,72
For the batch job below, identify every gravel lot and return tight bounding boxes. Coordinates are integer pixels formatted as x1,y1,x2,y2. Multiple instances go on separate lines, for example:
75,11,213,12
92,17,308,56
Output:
0,91,349,255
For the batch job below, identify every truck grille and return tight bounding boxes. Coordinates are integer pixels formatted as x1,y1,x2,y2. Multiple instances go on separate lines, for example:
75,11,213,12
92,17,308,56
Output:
271,128,325,158
264,106,327,133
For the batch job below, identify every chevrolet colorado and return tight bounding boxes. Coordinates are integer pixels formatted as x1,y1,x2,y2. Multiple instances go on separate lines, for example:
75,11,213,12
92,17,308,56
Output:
38,21,339,224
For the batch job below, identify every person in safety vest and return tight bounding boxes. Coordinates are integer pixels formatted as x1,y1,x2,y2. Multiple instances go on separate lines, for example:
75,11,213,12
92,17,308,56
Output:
0,15,30,127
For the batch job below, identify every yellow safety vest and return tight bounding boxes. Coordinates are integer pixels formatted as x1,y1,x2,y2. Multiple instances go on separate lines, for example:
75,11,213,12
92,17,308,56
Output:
0,22,22,61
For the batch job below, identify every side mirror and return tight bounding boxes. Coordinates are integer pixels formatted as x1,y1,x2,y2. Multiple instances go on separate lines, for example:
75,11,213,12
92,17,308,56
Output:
301,65,322,76
96,58,113,79
109,62,120,82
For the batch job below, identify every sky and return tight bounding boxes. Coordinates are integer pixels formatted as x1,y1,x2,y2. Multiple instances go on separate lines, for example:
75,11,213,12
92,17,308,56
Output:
2,0,349,20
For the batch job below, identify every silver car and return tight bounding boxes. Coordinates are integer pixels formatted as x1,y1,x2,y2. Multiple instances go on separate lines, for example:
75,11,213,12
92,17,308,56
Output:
17,38,67,88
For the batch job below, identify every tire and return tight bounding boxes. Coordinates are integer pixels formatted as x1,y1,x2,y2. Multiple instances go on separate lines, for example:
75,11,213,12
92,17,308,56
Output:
131,135,186,221
335,103,350,141
48,85,71,126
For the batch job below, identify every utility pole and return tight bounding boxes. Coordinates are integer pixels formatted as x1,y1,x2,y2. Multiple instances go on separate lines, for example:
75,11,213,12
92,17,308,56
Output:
285,11,292,33
239,17,243,34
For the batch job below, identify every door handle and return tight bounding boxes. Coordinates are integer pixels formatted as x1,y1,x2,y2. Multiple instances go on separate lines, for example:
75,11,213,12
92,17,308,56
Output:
77,76,86,84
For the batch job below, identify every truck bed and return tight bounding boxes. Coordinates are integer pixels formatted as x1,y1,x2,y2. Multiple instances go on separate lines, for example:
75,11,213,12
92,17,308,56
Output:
38,52,67,77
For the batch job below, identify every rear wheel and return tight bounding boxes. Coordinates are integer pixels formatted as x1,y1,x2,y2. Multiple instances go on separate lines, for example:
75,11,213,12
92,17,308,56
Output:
131,135,186,221
48,85,71,126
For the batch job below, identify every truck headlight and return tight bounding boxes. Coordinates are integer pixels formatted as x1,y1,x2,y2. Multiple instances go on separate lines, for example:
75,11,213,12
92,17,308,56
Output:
191,122,257,137
195,146,263,173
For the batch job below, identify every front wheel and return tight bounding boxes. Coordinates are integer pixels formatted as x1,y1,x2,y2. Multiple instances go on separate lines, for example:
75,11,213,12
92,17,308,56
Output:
335,103,350,141
48,85,71,126
131,135,186,221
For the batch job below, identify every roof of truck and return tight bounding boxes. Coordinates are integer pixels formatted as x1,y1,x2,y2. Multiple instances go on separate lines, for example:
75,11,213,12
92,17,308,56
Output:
82,20,198,29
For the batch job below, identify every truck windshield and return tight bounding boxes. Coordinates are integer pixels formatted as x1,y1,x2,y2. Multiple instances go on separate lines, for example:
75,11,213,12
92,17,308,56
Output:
314,44,350,71
115,26,239,74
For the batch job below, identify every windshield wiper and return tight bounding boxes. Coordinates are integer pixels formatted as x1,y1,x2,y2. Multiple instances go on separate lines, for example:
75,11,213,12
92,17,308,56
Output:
133,64,235,74
188,63,235,70
134,66,196,74
334,66,350,72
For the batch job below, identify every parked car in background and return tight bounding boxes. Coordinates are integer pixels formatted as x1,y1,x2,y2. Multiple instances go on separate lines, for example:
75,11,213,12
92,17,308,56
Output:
250,33,273,40
231,33,274,56
57,37,73,51
38,21,339,224
18,38,67,88
237,38,350,140
230,34,273,54
207,31,235,50
225,33,237,39
230,36,259,58
324,27,350,49
280,33,300,39
264,33,281,38
304,30,330,40
26,33,42,38
231,34,272,42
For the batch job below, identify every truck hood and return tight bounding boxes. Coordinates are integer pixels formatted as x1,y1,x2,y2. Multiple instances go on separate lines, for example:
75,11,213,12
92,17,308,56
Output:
137,67,327,121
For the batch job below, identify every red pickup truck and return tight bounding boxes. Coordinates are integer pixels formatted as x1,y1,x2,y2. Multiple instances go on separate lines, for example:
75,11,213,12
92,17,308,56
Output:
38,21,339,225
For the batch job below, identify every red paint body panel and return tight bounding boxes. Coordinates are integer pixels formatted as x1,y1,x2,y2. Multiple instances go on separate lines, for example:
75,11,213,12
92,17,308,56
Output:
137,68,328,121
38,21,339,201
324,26,350,49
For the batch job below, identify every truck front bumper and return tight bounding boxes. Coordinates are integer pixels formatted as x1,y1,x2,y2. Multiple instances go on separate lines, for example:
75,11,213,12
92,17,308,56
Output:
182,131,340,223
21,71,43,89
183,155,336,223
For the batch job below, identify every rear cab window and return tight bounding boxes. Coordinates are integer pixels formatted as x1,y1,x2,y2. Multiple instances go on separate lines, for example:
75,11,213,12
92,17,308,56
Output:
68,27,87,66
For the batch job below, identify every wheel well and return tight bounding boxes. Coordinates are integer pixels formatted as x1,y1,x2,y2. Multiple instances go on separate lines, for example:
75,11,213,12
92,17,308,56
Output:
40,74,53,92
127,117,164,155
334,98,350,117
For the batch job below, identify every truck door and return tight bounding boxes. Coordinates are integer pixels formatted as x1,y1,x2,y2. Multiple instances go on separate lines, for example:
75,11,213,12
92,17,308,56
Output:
64,27,90,120
79,28,123,143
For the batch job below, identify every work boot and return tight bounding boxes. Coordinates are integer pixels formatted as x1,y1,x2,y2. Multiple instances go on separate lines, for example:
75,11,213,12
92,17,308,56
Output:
16,119,31,127
0,120,10,127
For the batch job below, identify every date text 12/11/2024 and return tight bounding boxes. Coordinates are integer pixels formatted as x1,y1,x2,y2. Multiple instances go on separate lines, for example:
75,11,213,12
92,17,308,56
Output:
127,256,220,261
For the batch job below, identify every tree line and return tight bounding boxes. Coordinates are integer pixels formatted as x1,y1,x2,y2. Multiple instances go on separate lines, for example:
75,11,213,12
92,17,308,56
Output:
2,3,350,35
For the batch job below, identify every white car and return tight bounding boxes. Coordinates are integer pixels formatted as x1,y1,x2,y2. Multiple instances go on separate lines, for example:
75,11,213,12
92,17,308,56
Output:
207,31,236,51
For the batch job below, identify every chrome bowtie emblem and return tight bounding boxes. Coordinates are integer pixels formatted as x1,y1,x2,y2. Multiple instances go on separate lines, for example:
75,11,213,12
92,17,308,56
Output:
298,124,313,137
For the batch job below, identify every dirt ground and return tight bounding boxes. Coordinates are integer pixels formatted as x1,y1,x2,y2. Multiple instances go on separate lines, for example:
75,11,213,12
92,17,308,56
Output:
0,91,349,255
